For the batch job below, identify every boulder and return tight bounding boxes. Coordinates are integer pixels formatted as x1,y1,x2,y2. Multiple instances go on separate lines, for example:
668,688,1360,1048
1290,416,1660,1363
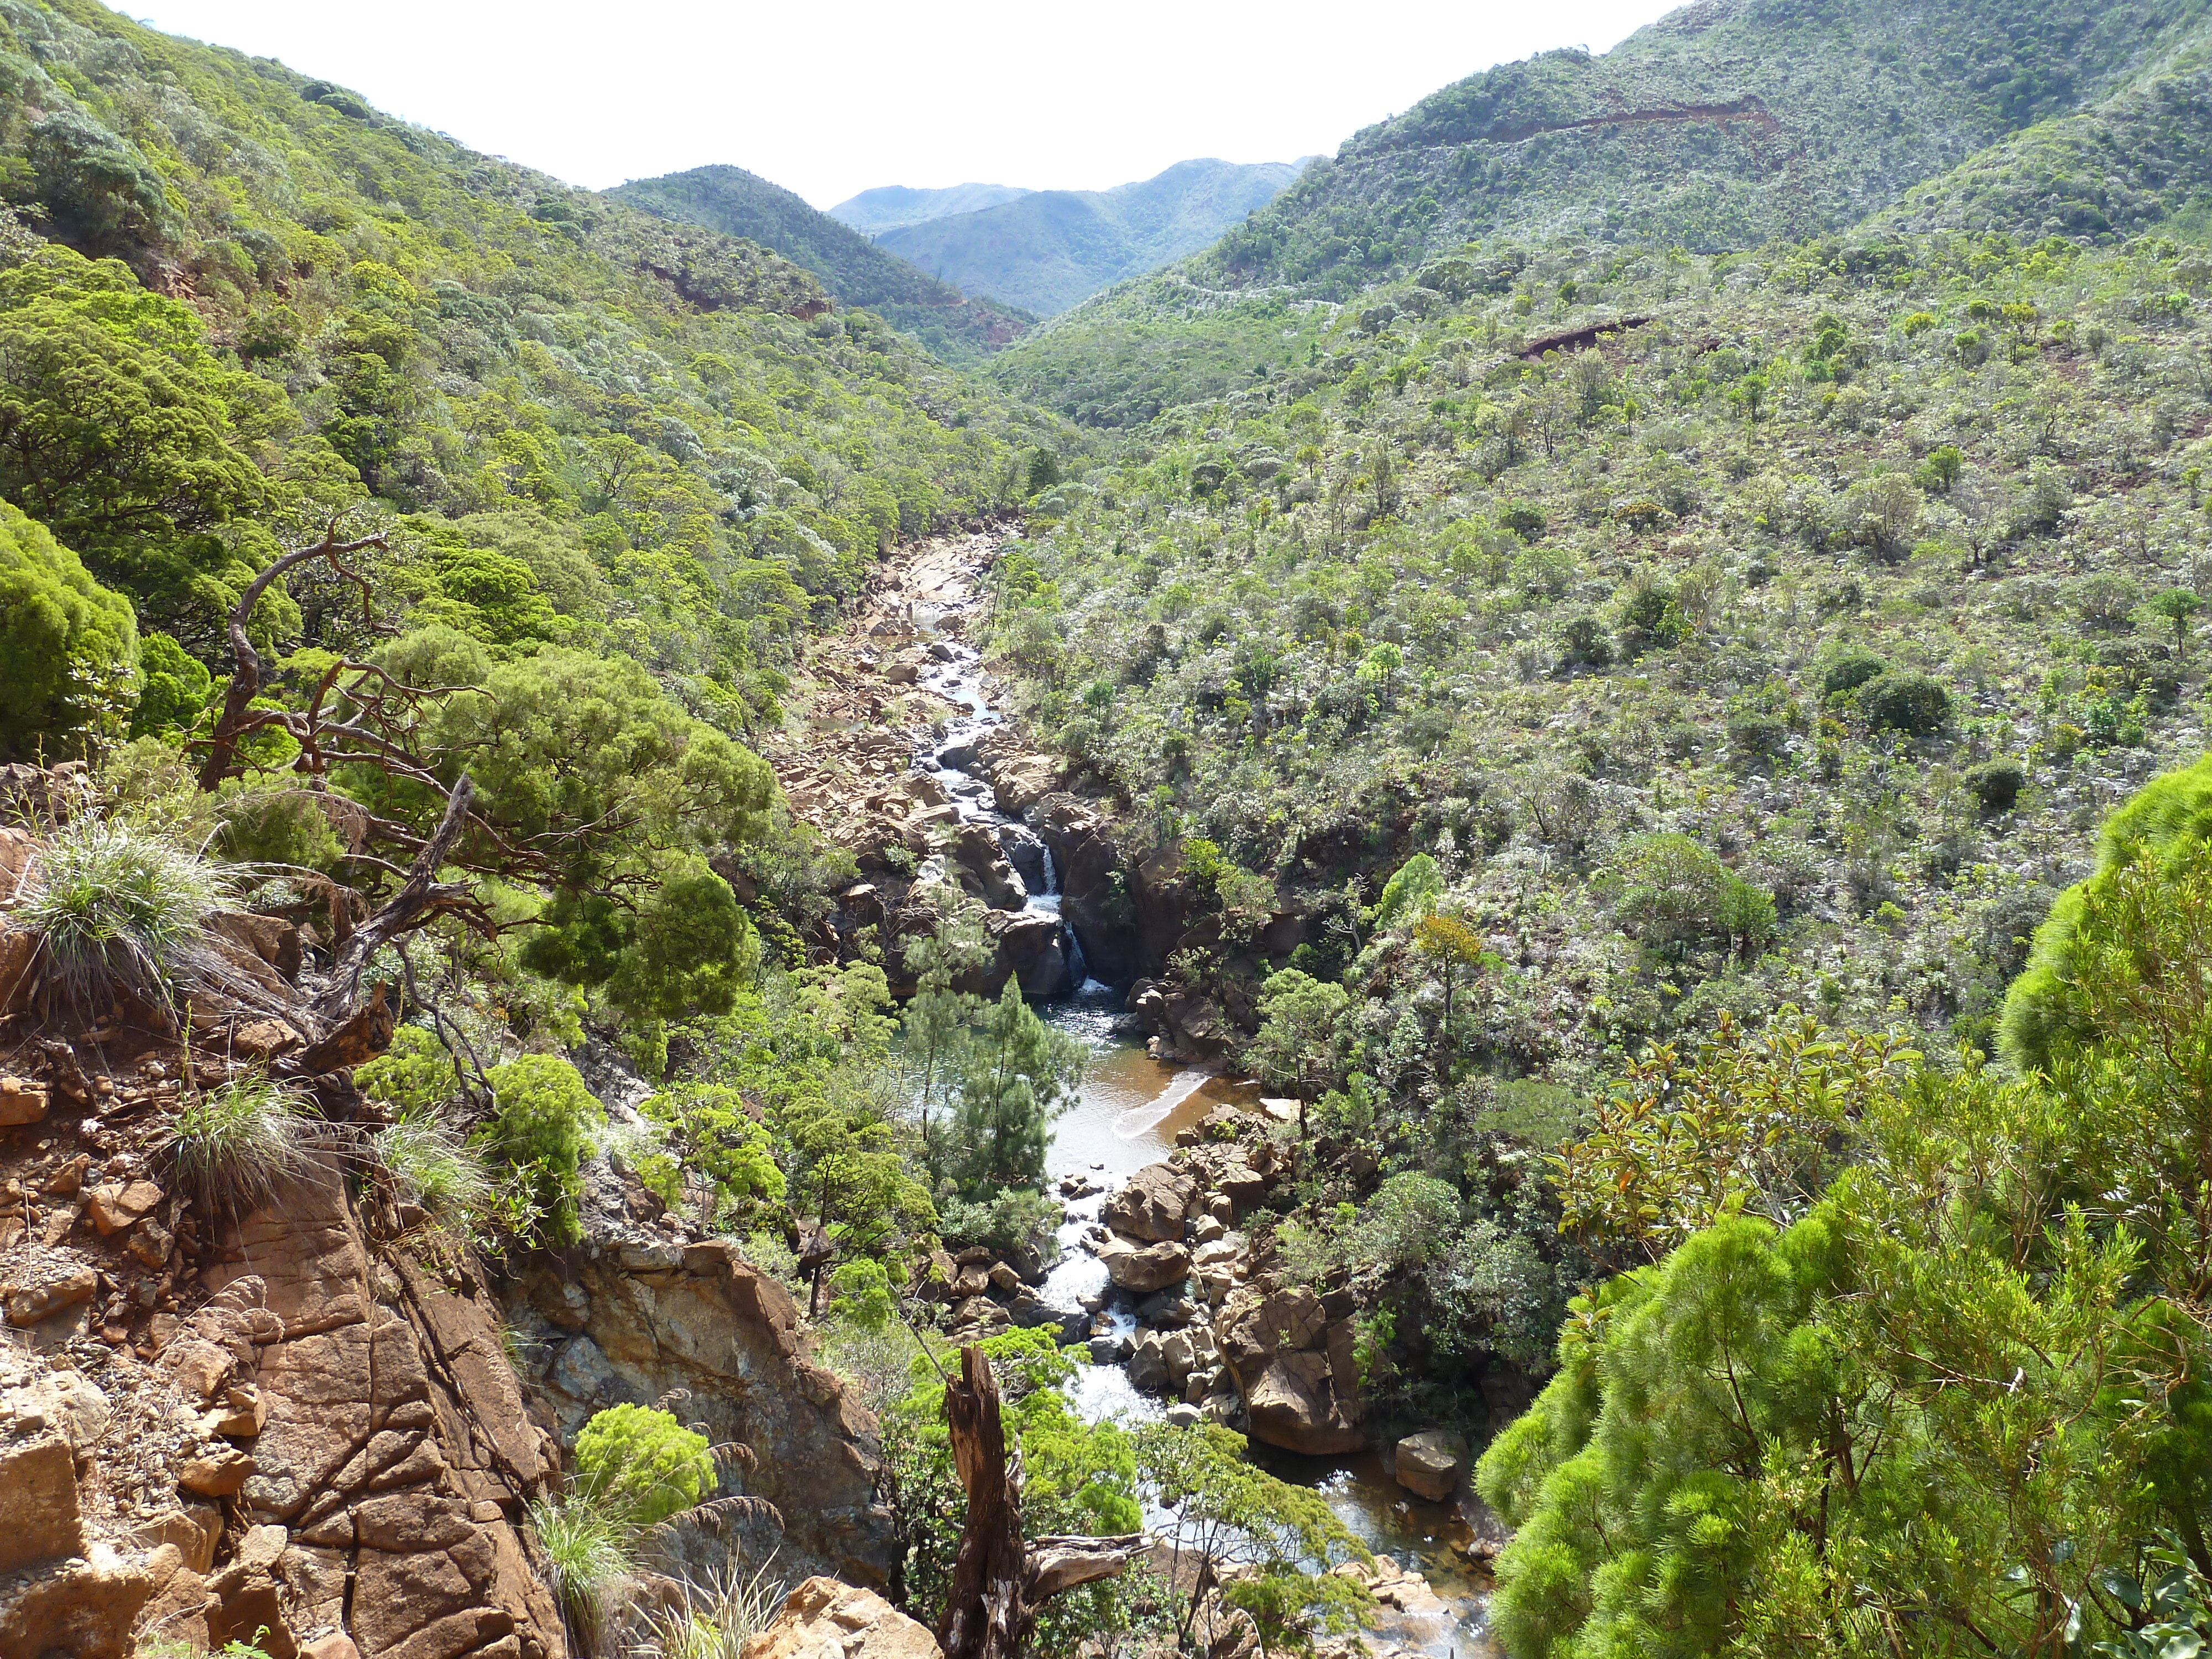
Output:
1103,1162,1198,1243
1095,1235,1191,1295
0,1543,163,1659
992,757,1062,816
2,1250,97,1327
743,1576,943,1659
951,825,1028,911
1394,1431,1470,1503
85,1179,163,1236
1125,1332,1171,1395
985,909,1072,998
1215,1281,1366,1456
995,824,1049,892
1243,1353,1365,1457
0,1429,81,1572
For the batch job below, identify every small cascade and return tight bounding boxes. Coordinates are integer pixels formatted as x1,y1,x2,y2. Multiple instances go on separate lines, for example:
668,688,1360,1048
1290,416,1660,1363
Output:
905,629,1086,988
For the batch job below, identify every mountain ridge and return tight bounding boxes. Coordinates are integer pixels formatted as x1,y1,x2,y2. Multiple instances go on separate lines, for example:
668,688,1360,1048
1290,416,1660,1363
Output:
872,156,1310,315
609,163,1036,362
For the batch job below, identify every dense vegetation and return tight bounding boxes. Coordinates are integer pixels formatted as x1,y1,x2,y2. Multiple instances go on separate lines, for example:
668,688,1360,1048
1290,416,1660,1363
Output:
11,0,2212,1652
974,96,2212,1656
1473,759,2212,1655
611,164,1036,363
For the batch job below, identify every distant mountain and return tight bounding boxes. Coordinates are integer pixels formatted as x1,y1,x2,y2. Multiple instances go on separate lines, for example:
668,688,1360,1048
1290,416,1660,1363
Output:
610,165,1034,361
868,158,1310,316
829,183,1036,236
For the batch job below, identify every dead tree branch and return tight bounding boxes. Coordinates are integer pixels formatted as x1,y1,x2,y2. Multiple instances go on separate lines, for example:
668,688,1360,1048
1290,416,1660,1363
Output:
938,1344,1146,1659
199,524,390,791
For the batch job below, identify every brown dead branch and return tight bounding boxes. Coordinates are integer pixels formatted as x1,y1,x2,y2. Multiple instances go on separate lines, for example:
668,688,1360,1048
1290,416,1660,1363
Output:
938,1344,1147,1659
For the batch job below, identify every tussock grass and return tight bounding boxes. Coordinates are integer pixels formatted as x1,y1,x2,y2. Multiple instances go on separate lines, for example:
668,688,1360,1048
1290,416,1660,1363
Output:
15,816,234,1015
632,1557,787,1659
163,1077,315,1214
373,1113,492,1224
530,1492,634,1654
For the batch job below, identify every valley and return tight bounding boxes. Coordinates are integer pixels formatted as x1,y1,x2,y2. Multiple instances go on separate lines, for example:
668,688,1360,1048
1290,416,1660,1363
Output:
2,0,2212,1657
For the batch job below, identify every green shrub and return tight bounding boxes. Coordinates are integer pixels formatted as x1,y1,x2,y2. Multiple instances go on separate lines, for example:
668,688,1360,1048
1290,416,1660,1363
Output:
484,1055,603,1245
573,1402,717,1527
0,499,136,760
214,788,345,873
1818,643,1886,698
1966,757,2026,814
128,632,210,740
2004,752,2212,1071
1858,668,1949,734
1370,853,1443,930
1611,833,1771,956
163,1077,314,1213
16,815,232,1013
356,1025,460,1118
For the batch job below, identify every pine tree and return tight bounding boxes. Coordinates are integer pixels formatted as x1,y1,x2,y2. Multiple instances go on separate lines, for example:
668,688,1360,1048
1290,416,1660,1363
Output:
952,979,1084,1198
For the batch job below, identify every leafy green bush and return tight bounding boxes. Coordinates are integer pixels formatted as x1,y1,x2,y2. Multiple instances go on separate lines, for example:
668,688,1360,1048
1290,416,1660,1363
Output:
213,789,345,873
129,633,211,740
1966,757,2025,814
1370,852,1443,930
572,1403,716,1527
356,1025,461,1118
16,815,232,1012
484,1055,603,1246
1818,643,1887,699
0,499,136,761
1857,668,1949,734
1610,834,1772,957
163,1077,314,1213
2003,751,2212,1071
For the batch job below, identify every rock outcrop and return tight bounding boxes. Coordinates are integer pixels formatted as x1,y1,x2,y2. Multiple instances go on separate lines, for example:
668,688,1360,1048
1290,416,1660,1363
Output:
1083,1133,1375,1457
196,1164,567,1659
742,1576,943,1659
1028,796,1139,984
1214,1280,1366,1456
507,1240,896,1588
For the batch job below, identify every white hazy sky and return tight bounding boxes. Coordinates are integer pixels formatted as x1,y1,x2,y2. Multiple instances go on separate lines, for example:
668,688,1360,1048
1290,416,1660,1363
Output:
132,1,1677,208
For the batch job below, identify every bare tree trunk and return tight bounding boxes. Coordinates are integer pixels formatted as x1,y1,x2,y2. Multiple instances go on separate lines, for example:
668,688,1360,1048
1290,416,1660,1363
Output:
199,528,387,791
303,774,479,1048
938,1345,1146,1659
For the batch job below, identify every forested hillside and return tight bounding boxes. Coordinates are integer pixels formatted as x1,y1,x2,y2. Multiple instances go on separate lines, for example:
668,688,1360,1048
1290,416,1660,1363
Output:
0,0,1074,721
611,164,1036,362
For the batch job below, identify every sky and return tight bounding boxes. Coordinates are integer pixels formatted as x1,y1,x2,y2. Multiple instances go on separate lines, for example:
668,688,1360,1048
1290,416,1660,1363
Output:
133,0,1679,209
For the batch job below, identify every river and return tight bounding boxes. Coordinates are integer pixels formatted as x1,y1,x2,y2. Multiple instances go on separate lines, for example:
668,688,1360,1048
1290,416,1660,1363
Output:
903,591,1495,1656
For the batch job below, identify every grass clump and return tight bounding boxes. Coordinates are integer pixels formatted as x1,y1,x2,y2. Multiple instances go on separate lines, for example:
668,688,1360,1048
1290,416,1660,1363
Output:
16,815,233,1014
373,1113,492,1225
528,1490,633,1652
636,1556,787,1659
163,1077,314,1213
